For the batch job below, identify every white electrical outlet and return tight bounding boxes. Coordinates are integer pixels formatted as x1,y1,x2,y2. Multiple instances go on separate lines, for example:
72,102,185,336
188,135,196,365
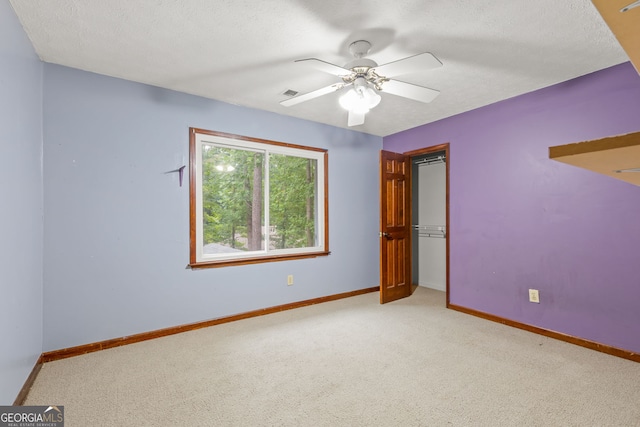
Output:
287,275,294,286
529,289,540,303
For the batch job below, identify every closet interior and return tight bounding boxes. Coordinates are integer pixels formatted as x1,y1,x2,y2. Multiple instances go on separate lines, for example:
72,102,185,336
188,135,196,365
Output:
411,151,447,293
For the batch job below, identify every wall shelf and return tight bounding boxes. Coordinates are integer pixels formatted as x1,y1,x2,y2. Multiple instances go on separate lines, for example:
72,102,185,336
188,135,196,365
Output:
549,130,640,187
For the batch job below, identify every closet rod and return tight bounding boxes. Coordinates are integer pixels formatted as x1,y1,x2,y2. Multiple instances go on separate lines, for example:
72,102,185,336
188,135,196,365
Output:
412,225,446,231
414,155,446,166
418,233,446,239
413,225,446,238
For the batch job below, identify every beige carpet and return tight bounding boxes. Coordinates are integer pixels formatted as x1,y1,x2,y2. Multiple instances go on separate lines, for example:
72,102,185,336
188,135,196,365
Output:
25,287,640,426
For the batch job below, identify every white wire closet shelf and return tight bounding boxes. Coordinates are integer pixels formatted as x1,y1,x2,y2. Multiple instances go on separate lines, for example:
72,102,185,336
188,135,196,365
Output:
412,224,446,238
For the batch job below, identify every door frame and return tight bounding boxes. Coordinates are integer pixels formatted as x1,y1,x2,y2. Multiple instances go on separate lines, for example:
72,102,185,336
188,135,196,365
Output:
404,143,450,306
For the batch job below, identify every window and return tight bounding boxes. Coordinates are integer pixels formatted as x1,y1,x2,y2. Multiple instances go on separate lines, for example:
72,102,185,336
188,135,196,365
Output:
189,128,329,268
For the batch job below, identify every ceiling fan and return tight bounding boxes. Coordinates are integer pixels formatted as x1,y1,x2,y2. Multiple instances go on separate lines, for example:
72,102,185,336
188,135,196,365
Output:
280,40,442,127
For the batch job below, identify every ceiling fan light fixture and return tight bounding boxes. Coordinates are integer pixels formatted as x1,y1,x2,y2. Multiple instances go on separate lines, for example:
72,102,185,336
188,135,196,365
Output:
282,40,442,127
339,78,381,114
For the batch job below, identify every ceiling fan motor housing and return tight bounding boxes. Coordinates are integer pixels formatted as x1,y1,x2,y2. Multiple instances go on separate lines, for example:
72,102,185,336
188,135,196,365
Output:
344,58,378,71
344,40,378,78
343,41,387,89
349,40,372,58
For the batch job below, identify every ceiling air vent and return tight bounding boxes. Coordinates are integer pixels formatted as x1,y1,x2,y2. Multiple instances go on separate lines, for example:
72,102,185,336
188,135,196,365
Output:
282,89,299,97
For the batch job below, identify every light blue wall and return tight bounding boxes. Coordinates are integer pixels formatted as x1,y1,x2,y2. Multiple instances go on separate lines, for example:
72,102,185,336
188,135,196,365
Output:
0,3,43,404
42,64,382,351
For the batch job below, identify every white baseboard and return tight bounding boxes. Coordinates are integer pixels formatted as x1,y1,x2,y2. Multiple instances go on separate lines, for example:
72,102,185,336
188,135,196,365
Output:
418,281,446,292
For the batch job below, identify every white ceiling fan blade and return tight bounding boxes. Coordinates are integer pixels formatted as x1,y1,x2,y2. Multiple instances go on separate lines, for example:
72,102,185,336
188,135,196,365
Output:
280,83,345,107
621,1,640,12
294,58,352,77
380,79,440,103
373,52,442,77
348,110,366,127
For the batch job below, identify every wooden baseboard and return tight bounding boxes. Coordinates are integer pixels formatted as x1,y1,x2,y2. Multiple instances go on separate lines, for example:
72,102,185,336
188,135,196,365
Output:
13,355,44,405
42,286,379,363
448,304,639,363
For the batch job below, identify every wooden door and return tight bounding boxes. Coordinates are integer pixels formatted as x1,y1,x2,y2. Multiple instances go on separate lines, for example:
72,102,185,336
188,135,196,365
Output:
379,150,412,304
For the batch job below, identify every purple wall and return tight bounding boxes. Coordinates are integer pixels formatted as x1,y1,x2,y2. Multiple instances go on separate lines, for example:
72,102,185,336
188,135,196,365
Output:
384,62,640,354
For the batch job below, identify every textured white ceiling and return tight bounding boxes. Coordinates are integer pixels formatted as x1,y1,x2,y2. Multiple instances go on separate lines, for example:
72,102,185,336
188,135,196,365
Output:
9,0,629,136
